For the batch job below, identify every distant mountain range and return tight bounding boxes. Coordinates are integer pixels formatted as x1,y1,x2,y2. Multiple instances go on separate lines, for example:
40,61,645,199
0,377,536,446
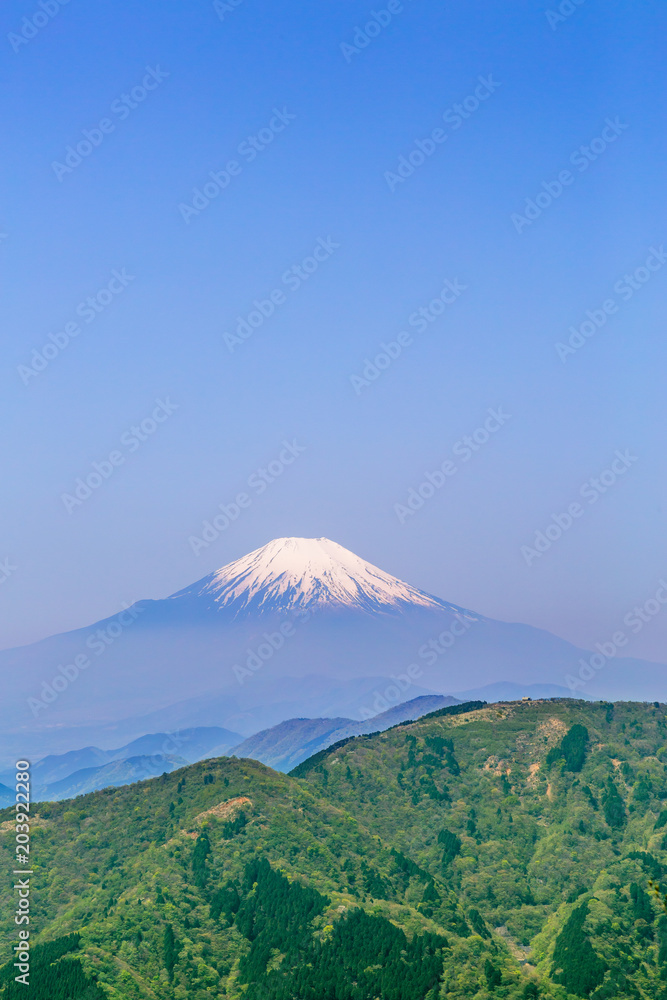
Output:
0,726,242,801
221,694,461,773
16,697,454,801
7,686,591,802
0,536,662,766
41,753,190,800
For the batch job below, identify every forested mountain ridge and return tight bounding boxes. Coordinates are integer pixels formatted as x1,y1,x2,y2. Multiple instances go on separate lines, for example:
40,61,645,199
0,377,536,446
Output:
0,739,511,1000
1,699,667,999
296,698,667,998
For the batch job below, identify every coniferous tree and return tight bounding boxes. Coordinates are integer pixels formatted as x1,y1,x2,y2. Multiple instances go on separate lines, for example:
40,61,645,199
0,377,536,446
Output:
551,900,606,996
603,779,626,829
163,923,177,982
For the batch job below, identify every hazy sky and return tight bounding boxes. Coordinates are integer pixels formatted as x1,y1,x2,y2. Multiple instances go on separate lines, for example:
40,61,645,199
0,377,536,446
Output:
2,0,666,665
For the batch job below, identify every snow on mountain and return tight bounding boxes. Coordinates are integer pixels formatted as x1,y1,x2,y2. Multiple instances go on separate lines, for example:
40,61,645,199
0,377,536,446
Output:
172,536,483,620
4,535,667,766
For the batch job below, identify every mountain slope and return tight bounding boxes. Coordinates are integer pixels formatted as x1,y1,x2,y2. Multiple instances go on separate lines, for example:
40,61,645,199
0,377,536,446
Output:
369,693,461,726
3,699,667,998
107,673,439,744
0,748,523,1000
2,536,666,764
0,726,243,798
227,717,353,772
454,681,593,703
171,536,467,617
294,697,667,998
107,725,242,763
229,694,460,772
1,746,111,792
42,753,190,799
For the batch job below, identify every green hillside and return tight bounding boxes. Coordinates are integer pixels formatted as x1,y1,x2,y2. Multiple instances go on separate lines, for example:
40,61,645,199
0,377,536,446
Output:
295,698,667,998
1,699,667,999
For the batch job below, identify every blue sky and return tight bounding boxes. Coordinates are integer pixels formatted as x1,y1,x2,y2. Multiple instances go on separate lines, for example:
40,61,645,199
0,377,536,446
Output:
2,0,666,665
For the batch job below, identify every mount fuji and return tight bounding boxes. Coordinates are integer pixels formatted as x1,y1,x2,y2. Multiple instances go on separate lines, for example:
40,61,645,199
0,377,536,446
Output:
0,536,664,761
170,536,470,618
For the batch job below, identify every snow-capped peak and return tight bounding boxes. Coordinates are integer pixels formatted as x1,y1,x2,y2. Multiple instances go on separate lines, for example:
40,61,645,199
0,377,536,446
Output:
178,537,477,619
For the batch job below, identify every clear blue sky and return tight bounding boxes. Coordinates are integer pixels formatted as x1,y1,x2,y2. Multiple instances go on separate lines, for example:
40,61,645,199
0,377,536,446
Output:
2,0,666,663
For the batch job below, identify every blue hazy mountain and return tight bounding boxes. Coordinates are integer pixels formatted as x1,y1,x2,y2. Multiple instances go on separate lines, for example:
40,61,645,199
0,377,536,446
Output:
41,754,190,801
0,726,243,798
0,537,663,765
226,694,460,772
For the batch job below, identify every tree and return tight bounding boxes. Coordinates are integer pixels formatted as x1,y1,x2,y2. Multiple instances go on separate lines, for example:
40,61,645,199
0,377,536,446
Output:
603,779,626,829
546,724,589,772
484,958,502,988
163,923,177,982
551,900,606,996
438,828,461,866
192,829,211,888
469,907,490,939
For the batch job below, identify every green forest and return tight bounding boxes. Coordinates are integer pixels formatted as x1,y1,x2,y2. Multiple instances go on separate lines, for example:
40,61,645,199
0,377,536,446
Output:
2,698,667,998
